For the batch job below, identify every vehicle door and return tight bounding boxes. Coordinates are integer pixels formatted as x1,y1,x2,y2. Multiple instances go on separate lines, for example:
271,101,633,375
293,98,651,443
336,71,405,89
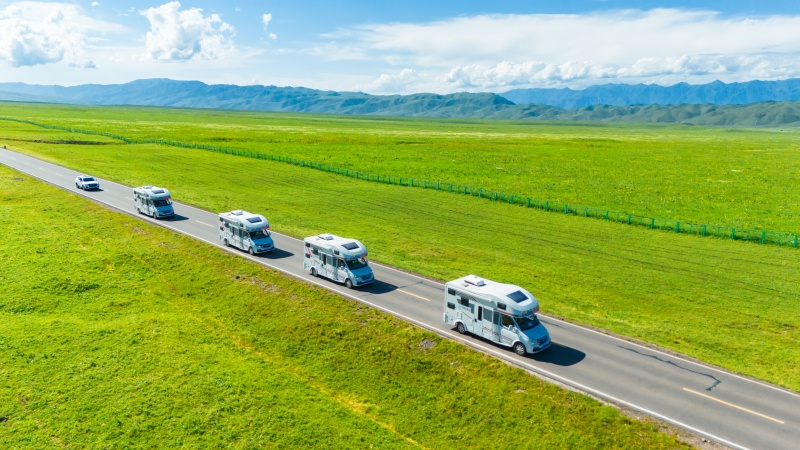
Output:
499,314,519,347
457,296,476,332
235,227,244,249
478,306,495,339
335,258,347,282
490,310,503,343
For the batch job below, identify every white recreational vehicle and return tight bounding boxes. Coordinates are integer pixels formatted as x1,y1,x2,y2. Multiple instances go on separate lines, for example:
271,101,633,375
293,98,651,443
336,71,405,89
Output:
218,210,274,254
303,234,374,288
133,186,174,219
443,275,550,355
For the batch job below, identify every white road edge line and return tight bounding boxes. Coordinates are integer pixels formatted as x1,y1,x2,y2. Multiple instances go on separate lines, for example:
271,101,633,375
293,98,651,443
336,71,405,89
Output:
195,220,214,227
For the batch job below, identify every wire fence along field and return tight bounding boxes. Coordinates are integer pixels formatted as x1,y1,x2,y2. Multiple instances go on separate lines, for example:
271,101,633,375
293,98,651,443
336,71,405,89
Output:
3,117,797,249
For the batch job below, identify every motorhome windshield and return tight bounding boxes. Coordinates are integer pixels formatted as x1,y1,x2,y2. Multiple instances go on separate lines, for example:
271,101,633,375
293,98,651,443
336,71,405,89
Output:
345,258,368,270
514,315,540,331
153,199,172,207
249,229,270,240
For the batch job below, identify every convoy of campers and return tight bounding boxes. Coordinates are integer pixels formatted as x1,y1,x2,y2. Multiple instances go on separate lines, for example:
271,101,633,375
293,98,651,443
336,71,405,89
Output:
127,184,548,355
443,275,550,355
303,233,374,288
133,186,174,219
219,210,274,254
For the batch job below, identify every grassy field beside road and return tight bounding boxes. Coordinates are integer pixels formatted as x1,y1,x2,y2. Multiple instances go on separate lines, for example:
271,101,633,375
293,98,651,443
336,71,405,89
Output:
0,165,685,448
1,101,798,233
2,109,799,394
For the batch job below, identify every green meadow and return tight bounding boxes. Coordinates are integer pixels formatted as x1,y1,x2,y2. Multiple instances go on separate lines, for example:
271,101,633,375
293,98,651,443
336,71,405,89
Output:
1,103,799,395
0,165,685,448
1,102,799,233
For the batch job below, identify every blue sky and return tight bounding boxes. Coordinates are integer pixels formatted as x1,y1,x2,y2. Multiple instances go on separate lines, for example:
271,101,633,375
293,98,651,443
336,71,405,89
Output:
2,1,800,93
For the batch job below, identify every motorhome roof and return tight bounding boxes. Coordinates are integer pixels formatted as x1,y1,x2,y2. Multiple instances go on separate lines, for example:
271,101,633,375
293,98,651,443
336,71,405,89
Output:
447,275,539,314
304,233,367,259
219,210,270,230
134,186,171,199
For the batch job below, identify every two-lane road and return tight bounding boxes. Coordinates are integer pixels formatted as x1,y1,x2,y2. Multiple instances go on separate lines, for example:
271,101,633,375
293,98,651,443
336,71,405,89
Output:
3,147,798,450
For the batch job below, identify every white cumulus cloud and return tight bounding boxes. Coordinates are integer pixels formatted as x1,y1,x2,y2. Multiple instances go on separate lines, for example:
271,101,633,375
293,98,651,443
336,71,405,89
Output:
333,9,800,92
0,1,115,68
140,1,235,62
262,12,277,40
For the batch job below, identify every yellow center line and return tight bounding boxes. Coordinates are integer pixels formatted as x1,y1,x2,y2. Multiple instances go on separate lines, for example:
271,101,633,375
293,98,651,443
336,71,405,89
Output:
397,289,431,302
682,388,784,424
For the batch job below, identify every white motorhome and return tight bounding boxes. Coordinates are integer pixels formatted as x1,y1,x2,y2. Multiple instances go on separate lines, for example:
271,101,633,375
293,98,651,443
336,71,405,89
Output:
133,186,174,219
218,210,274,254
443,275,550,355
303,234,374,288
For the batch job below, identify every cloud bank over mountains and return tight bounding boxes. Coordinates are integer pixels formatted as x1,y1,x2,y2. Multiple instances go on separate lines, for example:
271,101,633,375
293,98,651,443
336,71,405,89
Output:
361,9,800,93
1,3,800,94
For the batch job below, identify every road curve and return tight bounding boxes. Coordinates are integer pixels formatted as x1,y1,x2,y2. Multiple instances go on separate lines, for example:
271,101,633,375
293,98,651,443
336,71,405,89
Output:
2,147,798,450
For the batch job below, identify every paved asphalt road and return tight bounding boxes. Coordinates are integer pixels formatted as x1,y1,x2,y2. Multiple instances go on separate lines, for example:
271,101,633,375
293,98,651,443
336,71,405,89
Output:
2,147,799,450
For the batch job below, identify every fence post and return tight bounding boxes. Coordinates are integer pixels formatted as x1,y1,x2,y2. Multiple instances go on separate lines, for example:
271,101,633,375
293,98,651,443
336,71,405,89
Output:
463,186,467,194
627,214,631,224
509,196,513,205
675,221,680,233
702,225,706,236
527,198,531,208
564,204,569,214
584,207,588,217
494,192,498,201
761,232,766,244
650,218,654,229
794,235,798,248
731,228,736,240
545,201,549,211
604,210,608,220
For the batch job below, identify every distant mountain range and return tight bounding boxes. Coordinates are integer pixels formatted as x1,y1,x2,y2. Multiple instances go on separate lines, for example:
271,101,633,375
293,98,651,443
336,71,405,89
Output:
2,78,800,127
501,78,800,108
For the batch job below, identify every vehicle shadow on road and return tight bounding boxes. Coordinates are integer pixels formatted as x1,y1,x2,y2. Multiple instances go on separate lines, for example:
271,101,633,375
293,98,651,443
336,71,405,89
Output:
264,248,294,259
360,280,398,295
533,342,586,366
166,214,190,222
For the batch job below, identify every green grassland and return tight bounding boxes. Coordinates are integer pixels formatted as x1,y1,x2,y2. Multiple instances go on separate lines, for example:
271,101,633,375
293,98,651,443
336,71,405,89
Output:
0,165,685,448
1,106,799,394
1,102,799,233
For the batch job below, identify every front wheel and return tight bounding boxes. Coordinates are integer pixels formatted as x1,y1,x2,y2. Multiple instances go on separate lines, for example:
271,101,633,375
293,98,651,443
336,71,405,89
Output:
345,278,353,289
248,247,255,255
456,322,467,334
513,342,527,356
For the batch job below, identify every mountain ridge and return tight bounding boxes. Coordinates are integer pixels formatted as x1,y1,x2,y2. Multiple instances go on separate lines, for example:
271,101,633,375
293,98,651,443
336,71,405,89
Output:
2,78,800,127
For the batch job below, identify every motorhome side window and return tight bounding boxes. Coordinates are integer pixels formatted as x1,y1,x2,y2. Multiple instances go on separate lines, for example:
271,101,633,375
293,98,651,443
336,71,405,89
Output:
447,288,456,296
501,315,514,327
458,297,469,307
447,302,455,310
312,247,319,256
497,303,507,311
477,307,483,320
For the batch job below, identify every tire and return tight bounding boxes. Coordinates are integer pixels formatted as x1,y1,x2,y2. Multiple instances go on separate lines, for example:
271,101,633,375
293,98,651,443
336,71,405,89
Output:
345,278,353,289
248,247,255,255
456,322,467,334
513,342,527,356
223,238,229,247
311,267,317,277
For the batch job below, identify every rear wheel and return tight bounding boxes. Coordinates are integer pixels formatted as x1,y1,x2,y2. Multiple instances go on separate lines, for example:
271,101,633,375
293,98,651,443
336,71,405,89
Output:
345,278,353,289
311,267,317,277
513,342,527,356
456,322,467,334
223,238,229,247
